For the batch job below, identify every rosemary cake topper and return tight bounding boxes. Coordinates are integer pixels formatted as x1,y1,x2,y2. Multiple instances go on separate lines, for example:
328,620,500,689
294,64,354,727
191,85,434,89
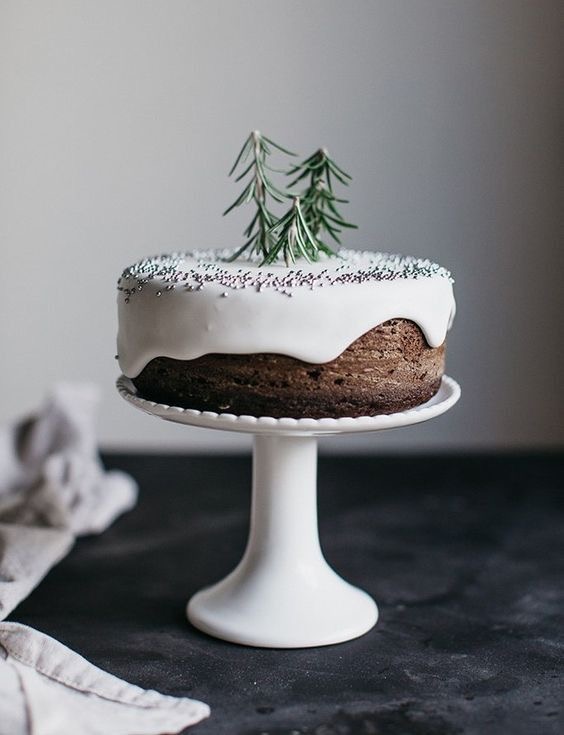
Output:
224,131,357,266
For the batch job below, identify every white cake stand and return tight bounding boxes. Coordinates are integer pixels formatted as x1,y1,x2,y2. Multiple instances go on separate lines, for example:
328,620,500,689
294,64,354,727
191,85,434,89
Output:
117,375,460,648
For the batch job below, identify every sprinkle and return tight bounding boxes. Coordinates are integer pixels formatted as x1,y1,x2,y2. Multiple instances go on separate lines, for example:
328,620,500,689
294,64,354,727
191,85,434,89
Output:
117,248,453,302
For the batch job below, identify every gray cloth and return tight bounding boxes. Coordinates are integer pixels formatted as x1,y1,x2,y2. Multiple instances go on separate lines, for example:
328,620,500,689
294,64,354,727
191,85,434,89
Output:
0,384,209,734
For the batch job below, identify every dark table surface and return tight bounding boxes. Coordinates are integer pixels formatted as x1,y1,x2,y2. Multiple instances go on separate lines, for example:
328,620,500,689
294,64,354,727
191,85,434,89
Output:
12,452,563,735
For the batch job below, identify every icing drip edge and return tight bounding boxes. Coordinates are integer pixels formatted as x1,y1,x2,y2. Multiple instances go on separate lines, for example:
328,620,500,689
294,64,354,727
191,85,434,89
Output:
117,250,456,378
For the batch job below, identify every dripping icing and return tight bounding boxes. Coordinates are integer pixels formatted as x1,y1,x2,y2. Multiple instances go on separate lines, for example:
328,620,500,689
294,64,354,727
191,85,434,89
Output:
117,249,455,378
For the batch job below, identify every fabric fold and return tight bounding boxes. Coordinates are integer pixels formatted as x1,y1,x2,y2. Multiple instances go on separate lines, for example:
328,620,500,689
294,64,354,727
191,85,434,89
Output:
1,623,209,735
0,384,209,734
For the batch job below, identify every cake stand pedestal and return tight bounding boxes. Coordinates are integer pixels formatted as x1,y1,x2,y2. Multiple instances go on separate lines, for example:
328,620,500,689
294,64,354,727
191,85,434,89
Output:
117,375,460,648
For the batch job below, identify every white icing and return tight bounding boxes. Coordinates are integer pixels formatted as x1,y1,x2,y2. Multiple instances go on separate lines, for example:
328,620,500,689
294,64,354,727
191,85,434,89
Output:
117,250,455,378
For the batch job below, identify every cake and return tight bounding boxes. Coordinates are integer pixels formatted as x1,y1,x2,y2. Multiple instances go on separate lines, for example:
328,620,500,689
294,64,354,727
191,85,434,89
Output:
116,248,455,418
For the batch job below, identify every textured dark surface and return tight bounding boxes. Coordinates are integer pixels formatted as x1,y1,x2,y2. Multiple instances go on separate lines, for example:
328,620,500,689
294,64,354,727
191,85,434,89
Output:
11,453,563,735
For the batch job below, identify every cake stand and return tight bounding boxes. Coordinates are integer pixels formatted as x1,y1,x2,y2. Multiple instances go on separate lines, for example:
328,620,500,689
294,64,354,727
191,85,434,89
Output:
117,375,460,648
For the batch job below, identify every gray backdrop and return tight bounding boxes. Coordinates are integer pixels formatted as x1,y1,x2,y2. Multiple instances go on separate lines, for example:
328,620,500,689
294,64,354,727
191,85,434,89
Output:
1,0,563,452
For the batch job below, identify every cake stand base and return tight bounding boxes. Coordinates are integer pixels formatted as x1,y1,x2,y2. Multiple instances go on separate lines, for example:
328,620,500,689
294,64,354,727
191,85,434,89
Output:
187,435,377,648
117,375,460,649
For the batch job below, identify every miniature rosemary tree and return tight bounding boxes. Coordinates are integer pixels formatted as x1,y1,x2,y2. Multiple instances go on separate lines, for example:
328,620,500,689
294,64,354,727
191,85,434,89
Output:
223,133,357,265
287,148,357,250
223,130,294,262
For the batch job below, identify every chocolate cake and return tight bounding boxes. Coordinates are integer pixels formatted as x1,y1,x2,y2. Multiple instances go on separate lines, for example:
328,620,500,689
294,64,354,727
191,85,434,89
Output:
117,249,455,418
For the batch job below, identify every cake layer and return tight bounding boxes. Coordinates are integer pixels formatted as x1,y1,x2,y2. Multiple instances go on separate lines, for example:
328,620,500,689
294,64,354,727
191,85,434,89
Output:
132,319,445,418
117,249,455,379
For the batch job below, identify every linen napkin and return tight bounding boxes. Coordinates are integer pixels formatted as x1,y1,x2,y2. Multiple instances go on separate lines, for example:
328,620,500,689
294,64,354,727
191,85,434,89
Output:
0,384,209,734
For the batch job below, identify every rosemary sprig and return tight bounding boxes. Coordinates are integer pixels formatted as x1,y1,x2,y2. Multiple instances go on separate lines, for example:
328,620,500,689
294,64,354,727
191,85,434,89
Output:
223,135,357,265
223,131,295,262
287,148,357,249
262,197,334,266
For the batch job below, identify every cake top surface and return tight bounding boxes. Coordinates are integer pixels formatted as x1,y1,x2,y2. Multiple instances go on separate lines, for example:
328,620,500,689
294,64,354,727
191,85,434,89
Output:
118,248,453,302
117,247,455,378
